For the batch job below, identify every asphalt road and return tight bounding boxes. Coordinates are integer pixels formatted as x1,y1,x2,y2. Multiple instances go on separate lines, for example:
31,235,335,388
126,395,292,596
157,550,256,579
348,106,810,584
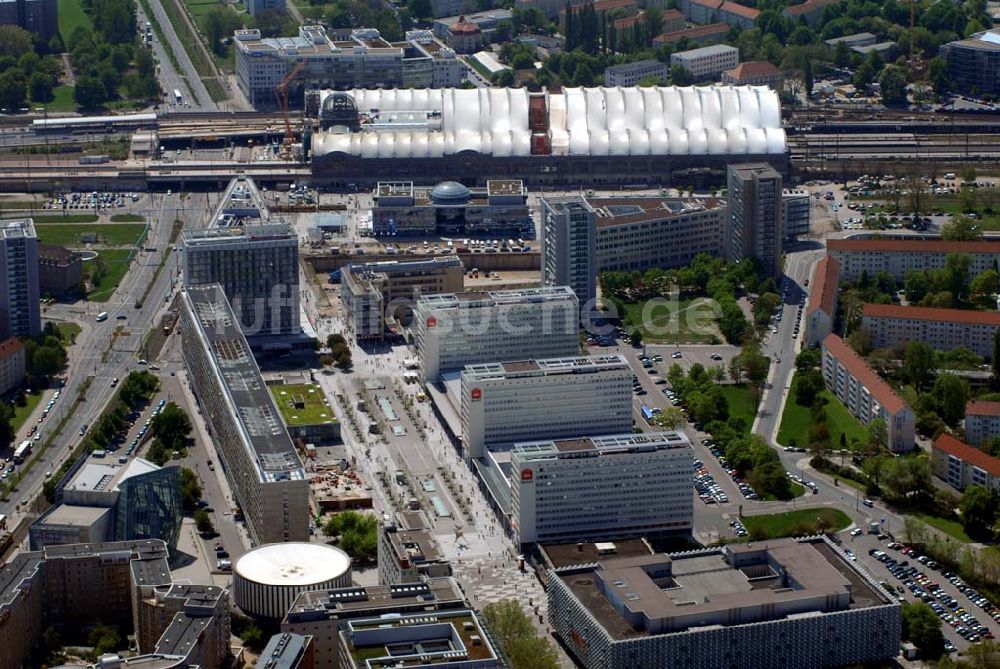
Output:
0,193,193,541
137,0,215,111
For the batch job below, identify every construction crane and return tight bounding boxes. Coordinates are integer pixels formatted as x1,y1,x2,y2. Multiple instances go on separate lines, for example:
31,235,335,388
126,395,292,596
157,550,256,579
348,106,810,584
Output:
274,61,305,161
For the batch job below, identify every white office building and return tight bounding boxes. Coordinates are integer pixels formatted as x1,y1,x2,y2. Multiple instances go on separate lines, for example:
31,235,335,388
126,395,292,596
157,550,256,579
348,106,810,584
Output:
670,44,739,80
460,354,632,460
604,59,669,86
413,286,580,380
510,432,693,546
180,285,309,545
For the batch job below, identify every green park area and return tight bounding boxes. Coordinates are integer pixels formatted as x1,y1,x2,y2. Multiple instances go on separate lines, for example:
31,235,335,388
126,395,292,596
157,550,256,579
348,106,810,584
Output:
777,373,868,451
270,383,337,426
11,390,43,432
719,384,757,433
35,223,146,247
84,249,134,302
622,298,721,345
742,508,852,540
58,0,93,43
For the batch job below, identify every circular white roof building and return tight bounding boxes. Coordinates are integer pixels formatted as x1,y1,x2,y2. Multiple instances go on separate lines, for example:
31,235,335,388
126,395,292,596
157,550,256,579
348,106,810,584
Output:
233,543,351,619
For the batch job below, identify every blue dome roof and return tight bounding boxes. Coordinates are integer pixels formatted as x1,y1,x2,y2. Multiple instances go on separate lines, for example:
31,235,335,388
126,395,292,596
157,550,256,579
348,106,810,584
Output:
430,181,471,203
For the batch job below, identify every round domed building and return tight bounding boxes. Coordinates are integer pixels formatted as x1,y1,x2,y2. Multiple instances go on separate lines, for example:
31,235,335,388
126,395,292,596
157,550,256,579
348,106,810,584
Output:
430,180,472,205
233,543,351,619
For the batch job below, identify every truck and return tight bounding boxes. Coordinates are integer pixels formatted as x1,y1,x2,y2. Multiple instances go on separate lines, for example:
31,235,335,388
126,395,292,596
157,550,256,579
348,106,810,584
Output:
13,440,31,463
79,155,110,165
96,311,109,322
173,88,182,104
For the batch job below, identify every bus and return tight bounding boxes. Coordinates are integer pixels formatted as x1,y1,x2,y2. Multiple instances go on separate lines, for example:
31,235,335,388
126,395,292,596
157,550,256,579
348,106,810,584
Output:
96,311,108,322
13,440,31,464
641,405,655,423
173,89,182,104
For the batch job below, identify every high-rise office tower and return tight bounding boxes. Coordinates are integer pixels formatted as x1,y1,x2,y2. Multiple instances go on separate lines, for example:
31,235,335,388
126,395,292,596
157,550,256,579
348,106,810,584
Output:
0,219,40,339
726,163,782,278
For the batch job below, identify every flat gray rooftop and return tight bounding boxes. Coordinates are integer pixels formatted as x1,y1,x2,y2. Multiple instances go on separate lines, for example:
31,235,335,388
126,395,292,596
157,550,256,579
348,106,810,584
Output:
285,578,465,620
0,219,36,240
182,285,303,479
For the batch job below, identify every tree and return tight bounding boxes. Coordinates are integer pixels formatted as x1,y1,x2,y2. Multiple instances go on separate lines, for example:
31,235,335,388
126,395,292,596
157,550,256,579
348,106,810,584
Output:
179,467,202,513
846,327,872,356
971,269,999,300
903,340,936,389
323,510,378,562
901,601,945,658
802,55,813,98
151,402,192,451
932,373,970,426
28,72,54,103
651,406,685,430
87,624,122,658
407,0,432,20
905,270,932,303
240,622,266,650
867,418,888,452
878,65,908,105
959,485,997,540
669,63,692,85
740,344,770,405
204,7,241,55
795,369,824,407
0,70,25,111
74,76,107,109
941,214,983,241
483,600,560,669
0,25,33,58
251,9,295,37
194,508,214,534
629,329,643,347
928,56,949,97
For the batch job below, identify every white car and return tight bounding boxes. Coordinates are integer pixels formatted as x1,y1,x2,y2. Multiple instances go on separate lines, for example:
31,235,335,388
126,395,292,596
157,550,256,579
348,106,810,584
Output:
850,528,863,537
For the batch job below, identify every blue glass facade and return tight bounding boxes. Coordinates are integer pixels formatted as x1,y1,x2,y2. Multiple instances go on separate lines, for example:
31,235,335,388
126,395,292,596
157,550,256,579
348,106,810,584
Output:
114,465,182,551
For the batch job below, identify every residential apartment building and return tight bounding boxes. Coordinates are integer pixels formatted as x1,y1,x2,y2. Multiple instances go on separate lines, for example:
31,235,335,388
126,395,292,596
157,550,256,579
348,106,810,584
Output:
180,285,309,544
282,578,469,669
726,163,782,278
653,22,729,47
340,256,464,342
31,452,182,551
548,537,901,669
541,196,598,306
377,511,452,585
0,0,57,38
372,180,532,238
0,219,40,339
722,60,783,88
941,28,1000,94
541,194,727,308
413,286,580,381
965,400,1000,448
338,609,503,669
782,0,840,26
245,0,283,15
670,44,740,80
604,59,669,86
460,355,633,460
933,434,1000,492
678,0,759,28
0,337,25,396
861,304,1000,360
805,256,839,348
236,26,464,110
826,238,1000,283
0,540,231,669
821,333,915,452
510,432,693,546
782,188,811,237
37,243,82,296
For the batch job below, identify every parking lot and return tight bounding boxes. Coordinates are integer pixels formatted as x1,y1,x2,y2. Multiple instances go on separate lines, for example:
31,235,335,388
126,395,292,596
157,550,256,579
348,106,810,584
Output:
847,532,1000,654
42,191,145,211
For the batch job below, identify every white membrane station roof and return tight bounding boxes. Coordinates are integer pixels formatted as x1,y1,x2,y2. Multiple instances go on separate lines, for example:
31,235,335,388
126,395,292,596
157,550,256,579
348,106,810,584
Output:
312,85,786,159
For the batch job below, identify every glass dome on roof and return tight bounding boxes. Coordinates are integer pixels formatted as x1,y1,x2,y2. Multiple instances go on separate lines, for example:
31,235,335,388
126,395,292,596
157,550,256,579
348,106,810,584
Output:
431,181,471,203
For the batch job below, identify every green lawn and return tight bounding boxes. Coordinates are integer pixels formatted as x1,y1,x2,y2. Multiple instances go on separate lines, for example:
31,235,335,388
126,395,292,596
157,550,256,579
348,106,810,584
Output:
10,390,43,432
58,0,93,44
56,322,81,344
777,373,869,450
623,298,721,344
109,214,145,223
33,85,76,113
35,223,145,247
910,513,972,543
742,508,852,539
30,214,98,224
719,384,756,434
270,383,338,426
85,248,134,302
